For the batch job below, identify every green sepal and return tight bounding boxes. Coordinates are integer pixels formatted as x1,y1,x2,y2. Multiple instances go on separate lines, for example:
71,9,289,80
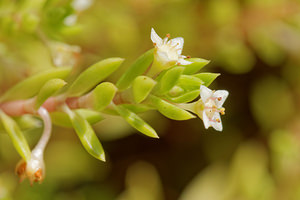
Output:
183,58,210,75
148,95,195,120
0,111,31,161
92,82,117,111
35,78,66,109
154,67,184,95
132,76,156,103
116,49,154,90
193,73,220,87
114,105,159,138
0,68,71,102
67,58,124,97
51,109,104,128
167,90,199,103
63,106,106,161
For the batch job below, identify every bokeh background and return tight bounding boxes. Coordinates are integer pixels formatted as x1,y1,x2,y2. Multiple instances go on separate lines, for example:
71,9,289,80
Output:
1,0,300,199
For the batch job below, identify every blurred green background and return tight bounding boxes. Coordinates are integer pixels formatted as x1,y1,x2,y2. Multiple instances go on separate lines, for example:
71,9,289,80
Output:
1,0,300,199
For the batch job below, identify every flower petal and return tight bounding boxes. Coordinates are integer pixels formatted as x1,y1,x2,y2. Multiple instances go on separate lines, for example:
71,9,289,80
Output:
200,85,213,103
151,28,163,46
170,37,184,54
211,112,223,131
202,112,211,129
213,90,229,107
178,58,193,65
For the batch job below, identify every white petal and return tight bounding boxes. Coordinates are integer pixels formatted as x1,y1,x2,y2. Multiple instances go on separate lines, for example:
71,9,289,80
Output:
200,85,213,103
213,90,229,107
151,28,163,46
170,37,184,54
211,112,223,131
202,112,211,129
178,58,192,65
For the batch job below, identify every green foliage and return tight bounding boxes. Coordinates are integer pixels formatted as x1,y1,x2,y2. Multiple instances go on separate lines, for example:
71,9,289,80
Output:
67,58,124,97
35,78,66,109
148,95,195,120
183,58,210,75
0,111,31,161
194,73,220,87
116,49,154,90
0,68,71,103
50,109,104,128
167,90,200,103
154,66,184,95
132,76,156,103
62,105,105,161
92,82,117,111
114,105,158,138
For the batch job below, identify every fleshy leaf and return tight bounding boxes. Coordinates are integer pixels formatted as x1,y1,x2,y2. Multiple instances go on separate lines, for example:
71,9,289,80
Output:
122,104,155,113
92,82,117,111
148,95,195,120
132,76,156,103
35,78,66,109
116,49,154,90
0,111,31,161
67,58,124,97
193,73,220,87
178,75,203,87
183,58,210,75
167,90,199,103
154,67,184,95
62,105,105,161
0,68,71,102
114,105,158,138
51,109,104,128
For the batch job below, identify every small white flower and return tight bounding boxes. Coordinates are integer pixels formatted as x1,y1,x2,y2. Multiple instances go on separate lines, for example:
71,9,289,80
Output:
15,107,52,184
151,28,192,67
50,42,81,67
72,0,93,12
64,14,78,26
199,85,228,131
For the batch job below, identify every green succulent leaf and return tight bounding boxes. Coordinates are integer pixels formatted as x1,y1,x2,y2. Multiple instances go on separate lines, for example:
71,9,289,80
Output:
92,82,117,111
0,68,71,102
178,75,203,87
62,106,105,161
167,90,199,103
51,109,104,128
154,67,184,95
183,58,210,75
114,105,158,138
148,95,195,120
35,78,66,109
122,104,155,113
67,58,124,97
193,73,220,87
0,111,31,161
116,49,154,90
132,76,156,103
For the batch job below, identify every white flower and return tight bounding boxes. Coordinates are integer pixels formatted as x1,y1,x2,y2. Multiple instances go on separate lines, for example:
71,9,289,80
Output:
50,42,81,67
72,0,93,12
199,85,228,131
15,107,52,184
151,28,192,67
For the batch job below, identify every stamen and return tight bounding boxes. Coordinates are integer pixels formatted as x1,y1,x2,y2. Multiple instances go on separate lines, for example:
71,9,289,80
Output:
219,108,225,115
187,56,191,58
153,42,156,46
216,118,221,123
217,97,222,101
166,33,170,38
